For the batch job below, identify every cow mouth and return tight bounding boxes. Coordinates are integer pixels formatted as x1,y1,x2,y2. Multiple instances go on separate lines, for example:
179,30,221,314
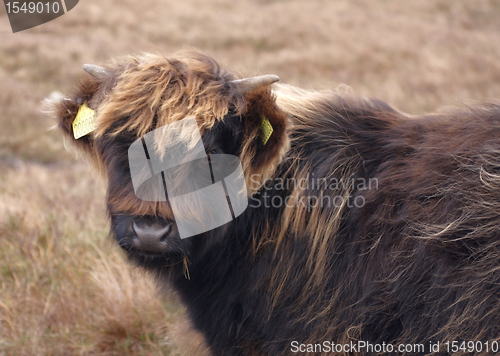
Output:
122,239,187,259
126,245,188,270
129,247,168,257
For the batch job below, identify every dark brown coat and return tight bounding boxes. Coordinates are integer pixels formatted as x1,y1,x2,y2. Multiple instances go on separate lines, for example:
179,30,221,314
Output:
52,50,500,355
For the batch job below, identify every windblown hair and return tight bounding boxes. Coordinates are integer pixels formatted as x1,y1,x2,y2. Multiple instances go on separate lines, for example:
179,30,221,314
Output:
94,52,246,138
53,50,500,355
257,84,500,351
55,50,288,216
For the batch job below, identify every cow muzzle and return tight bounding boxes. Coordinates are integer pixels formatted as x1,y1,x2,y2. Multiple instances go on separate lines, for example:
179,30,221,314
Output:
130,220,174,253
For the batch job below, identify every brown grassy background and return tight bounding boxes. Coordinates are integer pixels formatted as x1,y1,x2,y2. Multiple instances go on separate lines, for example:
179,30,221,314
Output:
1,0,500,354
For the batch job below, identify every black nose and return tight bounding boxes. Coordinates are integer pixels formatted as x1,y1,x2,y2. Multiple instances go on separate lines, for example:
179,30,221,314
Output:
131,221,171,253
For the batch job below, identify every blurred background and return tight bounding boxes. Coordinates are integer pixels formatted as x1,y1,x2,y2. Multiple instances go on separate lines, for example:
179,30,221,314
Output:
1,0,500,354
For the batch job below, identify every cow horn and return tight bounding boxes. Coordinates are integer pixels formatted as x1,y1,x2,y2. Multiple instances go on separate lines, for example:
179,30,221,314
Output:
231,75,280,93
82,64,108,79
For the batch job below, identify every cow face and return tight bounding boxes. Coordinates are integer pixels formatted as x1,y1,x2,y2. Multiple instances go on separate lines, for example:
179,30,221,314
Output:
101,111,247,267
53,51,288,269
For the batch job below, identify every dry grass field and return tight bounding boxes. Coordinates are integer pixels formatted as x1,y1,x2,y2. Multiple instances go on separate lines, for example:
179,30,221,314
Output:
1,0,500,354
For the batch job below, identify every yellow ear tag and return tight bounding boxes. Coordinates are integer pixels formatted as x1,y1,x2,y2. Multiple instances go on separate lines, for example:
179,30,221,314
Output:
260,115,273,145
72,102,96,139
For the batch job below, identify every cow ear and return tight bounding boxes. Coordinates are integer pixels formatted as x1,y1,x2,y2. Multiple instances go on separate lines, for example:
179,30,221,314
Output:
52,65,111,166
55,76,99,154
240,87,289,191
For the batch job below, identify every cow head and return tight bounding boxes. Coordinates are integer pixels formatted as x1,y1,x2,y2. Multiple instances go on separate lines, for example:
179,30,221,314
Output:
53,50,288,270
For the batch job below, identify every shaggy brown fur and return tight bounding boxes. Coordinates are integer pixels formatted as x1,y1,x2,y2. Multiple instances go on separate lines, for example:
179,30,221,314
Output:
52,50,500,355
55,50,287,216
